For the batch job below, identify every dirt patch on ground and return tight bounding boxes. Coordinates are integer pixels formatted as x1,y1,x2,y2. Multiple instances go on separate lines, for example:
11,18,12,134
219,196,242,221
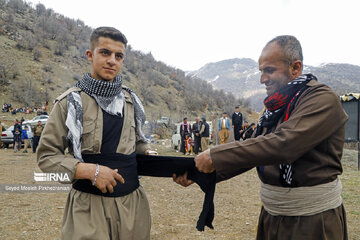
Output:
0,143,359,240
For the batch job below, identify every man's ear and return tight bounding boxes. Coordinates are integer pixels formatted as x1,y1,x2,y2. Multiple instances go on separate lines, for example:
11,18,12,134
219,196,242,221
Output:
86,49,93,62
290,60,302,79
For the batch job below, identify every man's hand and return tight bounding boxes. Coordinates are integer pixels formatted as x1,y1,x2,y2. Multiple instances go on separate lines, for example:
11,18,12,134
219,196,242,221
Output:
94,166,125,194
75,163,125,193
172,172,194,187
195,149,215,173
145,149,158,155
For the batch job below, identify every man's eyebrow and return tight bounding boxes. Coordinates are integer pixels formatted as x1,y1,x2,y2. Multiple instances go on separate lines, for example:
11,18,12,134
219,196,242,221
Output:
97,48,110,51
97,48,124,54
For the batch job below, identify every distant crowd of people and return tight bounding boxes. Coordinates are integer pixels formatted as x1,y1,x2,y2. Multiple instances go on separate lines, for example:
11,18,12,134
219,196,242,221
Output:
179,106,256,155
2,101,50,115
180,116,210,155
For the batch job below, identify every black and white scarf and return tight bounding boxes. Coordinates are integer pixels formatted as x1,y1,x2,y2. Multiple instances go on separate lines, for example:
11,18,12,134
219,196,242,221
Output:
255,73,317,186
66,73,148,162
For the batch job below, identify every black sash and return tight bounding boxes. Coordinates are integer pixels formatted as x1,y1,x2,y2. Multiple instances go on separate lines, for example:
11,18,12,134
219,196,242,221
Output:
72,152,139,197
73,153,216,231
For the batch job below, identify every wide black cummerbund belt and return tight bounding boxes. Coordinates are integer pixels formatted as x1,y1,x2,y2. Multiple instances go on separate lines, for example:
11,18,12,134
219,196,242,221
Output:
136,154,216,232
72,152,139,197
73,153,216,232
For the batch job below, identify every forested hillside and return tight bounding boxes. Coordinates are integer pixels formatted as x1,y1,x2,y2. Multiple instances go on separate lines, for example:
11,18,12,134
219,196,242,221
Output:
0,0,251,123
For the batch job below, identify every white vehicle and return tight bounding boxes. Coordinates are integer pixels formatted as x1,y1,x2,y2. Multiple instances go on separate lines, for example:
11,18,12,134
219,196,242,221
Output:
1,124,34,148
23,115,49,126
156,116,170,126
171,123,182,150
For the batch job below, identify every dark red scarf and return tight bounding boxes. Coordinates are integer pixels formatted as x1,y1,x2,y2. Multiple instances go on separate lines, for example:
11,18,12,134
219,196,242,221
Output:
255,73,317,186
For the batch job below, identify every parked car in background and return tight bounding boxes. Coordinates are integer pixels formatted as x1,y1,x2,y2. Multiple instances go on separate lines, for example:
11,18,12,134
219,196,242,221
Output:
1,123,34,148
156,116,170,127
171,123,182,150
23,115,49,126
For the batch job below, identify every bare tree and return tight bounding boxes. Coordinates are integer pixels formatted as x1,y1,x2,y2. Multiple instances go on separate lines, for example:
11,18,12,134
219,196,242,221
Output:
33,47,42,61
0,53,18,86
35,3,46,16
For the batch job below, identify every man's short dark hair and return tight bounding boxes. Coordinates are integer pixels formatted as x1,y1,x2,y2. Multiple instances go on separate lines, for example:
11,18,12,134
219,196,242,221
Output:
235,106,239,109
90,27,128,50
267,35,303,66
183,117,188,121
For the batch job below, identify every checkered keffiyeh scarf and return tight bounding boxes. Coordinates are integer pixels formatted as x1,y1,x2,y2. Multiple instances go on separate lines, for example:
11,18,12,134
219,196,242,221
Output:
66,73,148,162
255,74,317,186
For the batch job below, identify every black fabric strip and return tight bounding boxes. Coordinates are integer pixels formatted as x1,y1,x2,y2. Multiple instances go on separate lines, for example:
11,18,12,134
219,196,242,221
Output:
72,153,139,197
73,153,216,231
136,154,216,231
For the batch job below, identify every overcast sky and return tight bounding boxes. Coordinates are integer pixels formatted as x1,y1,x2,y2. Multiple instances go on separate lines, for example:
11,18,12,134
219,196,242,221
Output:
27,0,360,71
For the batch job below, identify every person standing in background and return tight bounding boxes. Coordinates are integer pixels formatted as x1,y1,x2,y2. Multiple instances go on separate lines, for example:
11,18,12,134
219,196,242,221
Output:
22,125,30,153
218,112,230,144
199,117,210,151
32,121,43,153
240,121,249,140
192,117,202,154
180,117,191,154
232,106,243,141
13,128,22,152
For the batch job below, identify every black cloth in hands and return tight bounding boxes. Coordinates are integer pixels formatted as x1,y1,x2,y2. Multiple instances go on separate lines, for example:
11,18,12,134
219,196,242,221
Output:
136,154,216,231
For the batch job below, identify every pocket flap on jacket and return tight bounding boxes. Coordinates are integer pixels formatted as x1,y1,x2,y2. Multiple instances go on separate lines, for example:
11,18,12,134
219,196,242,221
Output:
82,121,96,134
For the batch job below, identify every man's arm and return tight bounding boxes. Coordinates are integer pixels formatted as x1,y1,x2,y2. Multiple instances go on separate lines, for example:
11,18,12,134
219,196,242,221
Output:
135,131,152,154
37,100,80,182
199,124,205,135
197,84,348,181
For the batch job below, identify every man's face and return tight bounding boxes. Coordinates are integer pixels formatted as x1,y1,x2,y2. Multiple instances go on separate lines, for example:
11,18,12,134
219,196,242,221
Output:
222,114,226,118
196,118,199,123
235,108,239,112
38,121,41,126
184,119,187,124
86,37,125,82
258,42,292,96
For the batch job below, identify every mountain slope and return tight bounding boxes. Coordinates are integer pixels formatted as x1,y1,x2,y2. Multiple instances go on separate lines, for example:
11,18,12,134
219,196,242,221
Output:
190,58,360,112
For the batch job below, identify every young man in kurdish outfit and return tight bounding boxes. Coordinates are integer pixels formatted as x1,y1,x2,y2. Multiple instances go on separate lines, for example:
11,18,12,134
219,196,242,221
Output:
37,27,157,240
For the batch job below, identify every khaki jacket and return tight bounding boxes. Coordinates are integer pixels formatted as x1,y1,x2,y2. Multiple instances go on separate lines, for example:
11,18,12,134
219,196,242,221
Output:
37,87,150,182
34,125,43,136
211,80,348,187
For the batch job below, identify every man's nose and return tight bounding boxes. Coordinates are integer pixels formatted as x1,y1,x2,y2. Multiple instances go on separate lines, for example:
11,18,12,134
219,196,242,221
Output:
107,54,116,65
260,74,268,84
